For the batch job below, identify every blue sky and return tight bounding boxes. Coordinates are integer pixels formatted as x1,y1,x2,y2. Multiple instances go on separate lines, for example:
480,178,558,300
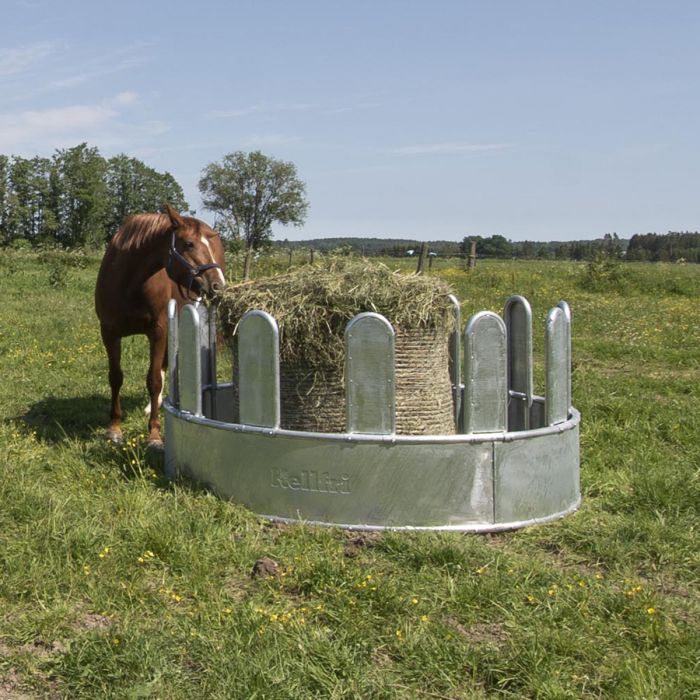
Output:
2,1,699,241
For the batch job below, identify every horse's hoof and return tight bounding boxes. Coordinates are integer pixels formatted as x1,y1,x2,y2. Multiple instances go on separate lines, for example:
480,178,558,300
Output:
106,430,123,444
146,438,164,452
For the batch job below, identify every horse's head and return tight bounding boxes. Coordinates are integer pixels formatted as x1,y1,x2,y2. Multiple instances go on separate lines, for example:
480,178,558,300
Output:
164,205,226,297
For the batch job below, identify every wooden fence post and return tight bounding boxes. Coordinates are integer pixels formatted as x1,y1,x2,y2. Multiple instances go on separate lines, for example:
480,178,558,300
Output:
416,242,429,274
468,240,477,270
243,249,253,280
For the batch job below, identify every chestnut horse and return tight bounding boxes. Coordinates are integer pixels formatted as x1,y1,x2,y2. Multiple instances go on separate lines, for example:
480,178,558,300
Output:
95,205,225,446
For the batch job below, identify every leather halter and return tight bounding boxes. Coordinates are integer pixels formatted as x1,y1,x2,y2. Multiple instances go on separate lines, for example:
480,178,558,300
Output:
166,230,223,296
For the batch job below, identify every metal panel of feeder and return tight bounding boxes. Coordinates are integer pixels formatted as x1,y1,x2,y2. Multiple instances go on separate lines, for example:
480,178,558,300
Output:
545,306,569,425
193,304,215,418
447,294,463,429
167,299,179,408
463,312,508,434
557,300,572,413
238,310,280,428
204,305,218,419
504,295,533,430
165,411,495,529
345,313,395,435
178,304,202,416
493,413,580,524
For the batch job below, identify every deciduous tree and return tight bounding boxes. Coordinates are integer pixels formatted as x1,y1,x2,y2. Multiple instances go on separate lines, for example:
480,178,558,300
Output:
199,151,308,250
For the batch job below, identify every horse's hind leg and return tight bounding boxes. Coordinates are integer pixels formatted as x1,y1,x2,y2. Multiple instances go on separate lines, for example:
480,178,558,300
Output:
101,329,124,443
146,326,167,446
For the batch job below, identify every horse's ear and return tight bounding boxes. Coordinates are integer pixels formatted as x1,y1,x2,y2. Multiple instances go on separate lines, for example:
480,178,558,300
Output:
164,204,185,229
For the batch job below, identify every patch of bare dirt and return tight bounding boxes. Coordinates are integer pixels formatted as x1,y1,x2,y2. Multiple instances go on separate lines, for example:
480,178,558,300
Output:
74,613,114,632
481,532,514,548
17,640,67,660
0,669,34,700
343,531,382,558
251,557,279,578
445,617,509,646
370,648,395,668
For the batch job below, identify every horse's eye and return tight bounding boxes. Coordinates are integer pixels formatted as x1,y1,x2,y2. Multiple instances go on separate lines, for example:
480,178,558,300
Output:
183,241,195,250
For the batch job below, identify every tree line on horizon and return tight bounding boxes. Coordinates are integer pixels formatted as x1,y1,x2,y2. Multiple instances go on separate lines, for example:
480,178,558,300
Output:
1,143,697,262
0,143,188,248
278,231,700,262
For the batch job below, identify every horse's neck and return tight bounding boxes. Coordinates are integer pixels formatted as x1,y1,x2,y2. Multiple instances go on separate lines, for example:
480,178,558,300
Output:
123,236,170,284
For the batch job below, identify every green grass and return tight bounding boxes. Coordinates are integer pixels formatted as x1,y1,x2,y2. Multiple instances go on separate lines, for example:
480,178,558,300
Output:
0,250,698,698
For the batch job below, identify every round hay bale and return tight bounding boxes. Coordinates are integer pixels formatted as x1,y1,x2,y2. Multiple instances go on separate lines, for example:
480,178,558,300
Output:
217,259,456,435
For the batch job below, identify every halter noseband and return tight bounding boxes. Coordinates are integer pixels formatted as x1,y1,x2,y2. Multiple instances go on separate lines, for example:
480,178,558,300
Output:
167,230,223,295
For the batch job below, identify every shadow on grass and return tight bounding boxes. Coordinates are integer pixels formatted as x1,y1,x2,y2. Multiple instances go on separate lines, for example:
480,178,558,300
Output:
15,395,220,498
18,393,145,443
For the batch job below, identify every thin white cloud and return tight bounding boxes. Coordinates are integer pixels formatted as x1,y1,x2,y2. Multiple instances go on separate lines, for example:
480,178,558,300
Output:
0,93,146,153
0,42,54,77
323,101,381,115
46,56,145,91
210,101,380,119
393,142,511,156
209,103,314,119
242,133,302,148
0,104,116,151
109,92,139,107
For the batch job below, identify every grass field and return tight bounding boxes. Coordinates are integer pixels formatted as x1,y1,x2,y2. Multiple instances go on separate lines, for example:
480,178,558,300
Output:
0,250,698,699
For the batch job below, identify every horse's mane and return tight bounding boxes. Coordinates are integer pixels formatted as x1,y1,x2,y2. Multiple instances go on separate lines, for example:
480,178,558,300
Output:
110,213,171,252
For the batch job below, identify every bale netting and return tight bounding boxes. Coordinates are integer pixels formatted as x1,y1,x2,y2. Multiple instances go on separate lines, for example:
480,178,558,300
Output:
217,259,457,435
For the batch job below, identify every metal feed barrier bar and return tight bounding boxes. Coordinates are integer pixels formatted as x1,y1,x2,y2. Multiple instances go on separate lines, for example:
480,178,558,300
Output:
164,296,580,531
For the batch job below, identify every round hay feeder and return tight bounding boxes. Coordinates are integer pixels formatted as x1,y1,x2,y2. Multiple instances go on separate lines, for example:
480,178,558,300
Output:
164,277,580,531
217,262,457,435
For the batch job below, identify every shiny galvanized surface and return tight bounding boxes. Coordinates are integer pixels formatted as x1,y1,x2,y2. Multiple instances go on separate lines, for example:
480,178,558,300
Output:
504,295,533,431
463,311,508,434
178,304,201,416
164,297,581,531
557,300,572,413
164,398,579,530
447,294,463,429
345,313,395,435
167,300,179,408
494,419,579,524
238,310,280,428
545,306,569,425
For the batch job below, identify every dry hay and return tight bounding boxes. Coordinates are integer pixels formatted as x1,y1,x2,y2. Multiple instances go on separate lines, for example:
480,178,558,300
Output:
217,259,457,434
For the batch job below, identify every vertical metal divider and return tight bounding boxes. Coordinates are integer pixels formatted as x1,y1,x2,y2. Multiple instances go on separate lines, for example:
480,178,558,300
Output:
447,294,464,432
345,312,395,435
179,304,202,416
238,310,280,428
167,299,179,409
545,306,570,426
208,304,218,420
557,300,572,414
503,295,533,431
462,311,508,434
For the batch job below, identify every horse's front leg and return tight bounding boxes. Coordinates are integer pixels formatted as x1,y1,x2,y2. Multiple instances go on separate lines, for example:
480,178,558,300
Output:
146,327,167,446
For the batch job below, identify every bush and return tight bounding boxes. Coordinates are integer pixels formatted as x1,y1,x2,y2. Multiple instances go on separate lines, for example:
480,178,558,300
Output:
580,253,627,292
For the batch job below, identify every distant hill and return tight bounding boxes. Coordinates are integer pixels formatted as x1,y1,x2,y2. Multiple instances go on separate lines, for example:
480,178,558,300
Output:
271,236,633,259
273,238,462,256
